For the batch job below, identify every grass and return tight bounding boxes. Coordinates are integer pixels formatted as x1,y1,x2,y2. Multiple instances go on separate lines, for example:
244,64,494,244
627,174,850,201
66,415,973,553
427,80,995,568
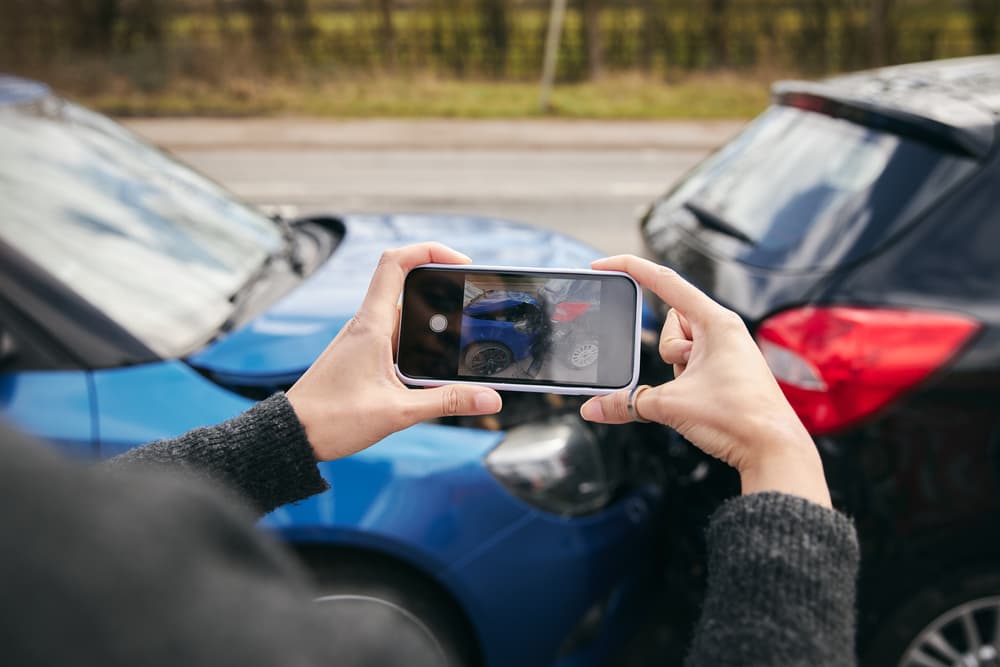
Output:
13,3,983,119
72,72,772,119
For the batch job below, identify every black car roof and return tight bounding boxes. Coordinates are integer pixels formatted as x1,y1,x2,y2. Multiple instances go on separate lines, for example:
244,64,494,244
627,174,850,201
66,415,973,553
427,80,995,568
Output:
823,55,1000,115
774,55,999,158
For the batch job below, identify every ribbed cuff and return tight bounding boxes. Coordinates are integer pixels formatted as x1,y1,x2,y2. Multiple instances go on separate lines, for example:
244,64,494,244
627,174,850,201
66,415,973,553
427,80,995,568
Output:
685,492,859,667
222,393,330,513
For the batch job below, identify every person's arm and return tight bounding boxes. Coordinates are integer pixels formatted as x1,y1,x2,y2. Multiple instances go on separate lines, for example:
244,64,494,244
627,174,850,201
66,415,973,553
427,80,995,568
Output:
1,243,508,666
2,419,444,667
579,255,858,667
109,393,326,516
686,493,858,667
109,243,504,515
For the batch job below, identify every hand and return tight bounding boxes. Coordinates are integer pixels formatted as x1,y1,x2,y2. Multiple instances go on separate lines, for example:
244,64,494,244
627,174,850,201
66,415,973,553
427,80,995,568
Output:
286,243,502,462
579,255,831,508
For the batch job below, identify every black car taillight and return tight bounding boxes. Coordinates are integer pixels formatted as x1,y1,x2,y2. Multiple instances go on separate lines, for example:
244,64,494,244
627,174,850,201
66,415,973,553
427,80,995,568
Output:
756,306,980,436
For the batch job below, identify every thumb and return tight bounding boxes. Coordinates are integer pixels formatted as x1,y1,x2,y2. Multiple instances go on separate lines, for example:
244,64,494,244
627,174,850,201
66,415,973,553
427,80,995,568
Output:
405,384,503,423
579,390,633,424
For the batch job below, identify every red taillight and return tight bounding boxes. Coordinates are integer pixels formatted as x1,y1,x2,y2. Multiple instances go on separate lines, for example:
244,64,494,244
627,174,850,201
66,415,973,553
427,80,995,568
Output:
553,302,592,322
757,307,979,436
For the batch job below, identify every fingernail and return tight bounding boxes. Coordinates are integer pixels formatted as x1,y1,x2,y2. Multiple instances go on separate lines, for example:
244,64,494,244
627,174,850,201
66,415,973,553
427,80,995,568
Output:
682,347,691,363
580,400,604,421
474,392,501,413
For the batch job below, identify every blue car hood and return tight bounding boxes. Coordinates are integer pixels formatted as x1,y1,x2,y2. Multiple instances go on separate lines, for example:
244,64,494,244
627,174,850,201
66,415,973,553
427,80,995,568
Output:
187,214,604,384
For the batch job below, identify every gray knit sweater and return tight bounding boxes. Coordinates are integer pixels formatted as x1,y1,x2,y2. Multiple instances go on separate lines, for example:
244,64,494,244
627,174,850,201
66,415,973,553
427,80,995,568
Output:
0,393,859,666
686,492,859,667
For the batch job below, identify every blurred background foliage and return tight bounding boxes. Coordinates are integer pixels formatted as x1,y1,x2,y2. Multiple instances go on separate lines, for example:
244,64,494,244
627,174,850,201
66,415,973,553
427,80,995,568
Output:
0,0,997,117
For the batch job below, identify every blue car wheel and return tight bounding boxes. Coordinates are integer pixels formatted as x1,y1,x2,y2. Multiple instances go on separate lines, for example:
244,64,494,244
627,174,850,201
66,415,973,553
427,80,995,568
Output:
463,341,513,376
307,552,480,667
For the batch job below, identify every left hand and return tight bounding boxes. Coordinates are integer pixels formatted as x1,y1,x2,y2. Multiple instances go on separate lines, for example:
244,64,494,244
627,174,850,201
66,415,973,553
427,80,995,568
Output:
287,243,503,462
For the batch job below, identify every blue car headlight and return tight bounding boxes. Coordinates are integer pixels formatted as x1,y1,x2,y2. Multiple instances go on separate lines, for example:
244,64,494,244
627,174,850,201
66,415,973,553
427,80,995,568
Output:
484,416,612,517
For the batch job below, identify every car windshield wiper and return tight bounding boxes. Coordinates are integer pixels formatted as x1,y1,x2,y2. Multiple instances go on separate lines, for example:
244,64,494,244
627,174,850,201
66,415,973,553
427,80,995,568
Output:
220,254,278,333
218,216,307,335
271,213,305,276
683,201,756,246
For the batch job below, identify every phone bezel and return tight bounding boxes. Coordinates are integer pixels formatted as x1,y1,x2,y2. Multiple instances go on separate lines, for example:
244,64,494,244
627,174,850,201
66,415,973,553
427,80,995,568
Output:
395,263,642,396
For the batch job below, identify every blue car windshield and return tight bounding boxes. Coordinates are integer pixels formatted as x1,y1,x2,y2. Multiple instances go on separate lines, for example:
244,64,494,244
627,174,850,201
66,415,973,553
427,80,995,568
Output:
0,96,283,356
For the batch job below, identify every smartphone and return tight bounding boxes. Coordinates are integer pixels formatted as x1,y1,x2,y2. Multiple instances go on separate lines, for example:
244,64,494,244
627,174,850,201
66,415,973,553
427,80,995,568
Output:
396,264,642,395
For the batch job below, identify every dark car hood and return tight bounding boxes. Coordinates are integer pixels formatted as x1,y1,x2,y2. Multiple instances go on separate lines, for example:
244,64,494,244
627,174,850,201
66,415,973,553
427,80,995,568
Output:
187,214,604,384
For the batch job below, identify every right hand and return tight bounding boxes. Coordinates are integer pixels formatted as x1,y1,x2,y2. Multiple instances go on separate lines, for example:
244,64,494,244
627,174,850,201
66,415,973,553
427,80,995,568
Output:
580,255,831,508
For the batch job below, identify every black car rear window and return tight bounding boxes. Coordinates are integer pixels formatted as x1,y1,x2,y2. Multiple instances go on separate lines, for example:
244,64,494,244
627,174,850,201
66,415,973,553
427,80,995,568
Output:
643,105,977,272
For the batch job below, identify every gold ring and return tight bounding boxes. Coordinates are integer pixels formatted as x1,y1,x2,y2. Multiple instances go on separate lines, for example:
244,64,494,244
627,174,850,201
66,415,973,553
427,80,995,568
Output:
627,384,652,423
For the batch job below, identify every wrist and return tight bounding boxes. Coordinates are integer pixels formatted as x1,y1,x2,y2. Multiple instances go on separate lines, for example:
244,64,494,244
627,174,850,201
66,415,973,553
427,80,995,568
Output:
736,416,832,508
284,388,323,462
739,447,832,508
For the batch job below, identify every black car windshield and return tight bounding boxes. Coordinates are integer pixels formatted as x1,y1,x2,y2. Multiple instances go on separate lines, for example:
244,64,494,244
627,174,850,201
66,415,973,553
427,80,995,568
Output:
644,105,977,271
0,96,284,356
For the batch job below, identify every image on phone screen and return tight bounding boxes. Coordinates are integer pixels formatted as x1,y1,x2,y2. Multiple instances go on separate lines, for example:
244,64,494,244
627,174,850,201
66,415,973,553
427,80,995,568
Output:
398,268,638,390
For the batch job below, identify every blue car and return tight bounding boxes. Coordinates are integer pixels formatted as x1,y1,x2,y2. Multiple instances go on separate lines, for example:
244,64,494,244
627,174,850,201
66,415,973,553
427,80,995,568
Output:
0,76,666,667
461,291,546,375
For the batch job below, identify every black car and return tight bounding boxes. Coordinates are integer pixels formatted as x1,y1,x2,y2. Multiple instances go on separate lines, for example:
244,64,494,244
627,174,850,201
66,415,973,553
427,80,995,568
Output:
640,55,1000,667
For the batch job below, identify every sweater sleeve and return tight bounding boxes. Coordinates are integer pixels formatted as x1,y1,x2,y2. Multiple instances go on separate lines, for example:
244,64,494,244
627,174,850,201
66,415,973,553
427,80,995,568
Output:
108,393,329,515
684,492,859,667
1,420,446,667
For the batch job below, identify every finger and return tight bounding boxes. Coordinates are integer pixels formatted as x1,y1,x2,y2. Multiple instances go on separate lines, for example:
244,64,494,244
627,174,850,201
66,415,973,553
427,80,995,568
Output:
579,390,634,425
677,309,693,339
391,303,401,360
661,308,693,346
404,384,502,423
360,243,472,336
660,308,693,366
591,255,716,325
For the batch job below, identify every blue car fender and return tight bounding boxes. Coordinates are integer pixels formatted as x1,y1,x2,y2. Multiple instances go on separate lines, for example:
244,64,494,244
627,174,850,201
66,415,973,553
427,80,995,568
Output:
261,423,532,576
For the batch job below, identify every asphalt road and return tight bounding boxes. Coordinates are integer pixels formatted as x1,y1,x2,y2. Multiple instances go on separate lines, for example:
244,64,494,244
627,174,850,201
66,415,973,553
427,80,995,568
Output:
128,119,743,256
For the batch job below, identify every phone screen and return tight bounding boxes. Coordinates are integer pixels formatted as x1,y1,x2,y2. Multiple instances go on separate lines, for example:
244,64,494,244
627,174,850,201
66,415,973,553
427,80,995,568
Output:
398,267,639,390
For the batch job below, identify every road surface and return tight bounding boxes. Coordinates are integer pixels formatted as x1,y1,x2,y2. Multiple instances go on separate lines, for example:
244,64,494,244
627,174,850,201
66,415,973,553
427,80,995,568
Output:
126,119,744,256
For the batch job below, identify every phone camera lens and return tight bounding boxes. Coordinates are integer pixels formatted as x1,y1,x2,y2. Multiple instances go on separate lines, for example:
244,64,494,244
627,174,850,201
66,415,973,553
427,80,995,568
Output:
429,314,448,333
